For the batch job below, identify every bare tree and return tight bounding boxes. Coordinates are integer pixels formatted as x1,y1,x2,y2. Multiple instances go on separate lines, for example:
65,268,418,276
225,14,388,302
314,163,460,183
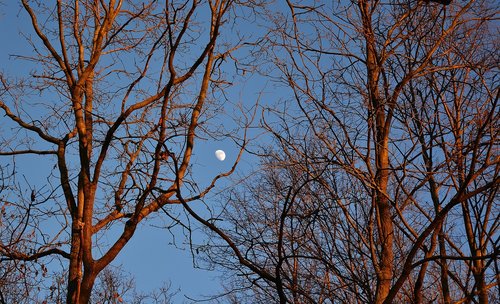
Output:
397,28,499,302
194,0,498,303
1,1,497,303
0,0,253,303
0,264,176,304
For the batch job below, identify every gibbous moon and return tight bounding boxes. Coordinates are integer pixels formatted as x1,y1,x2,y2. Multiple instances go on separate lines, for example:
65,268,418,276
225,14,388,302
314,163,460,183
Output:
215,150,226,161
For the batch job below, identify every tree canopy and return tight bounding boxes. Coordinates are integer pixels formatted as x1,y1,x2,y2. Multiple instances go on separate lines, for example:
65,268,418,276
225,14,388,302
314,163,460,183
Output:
0,1,498,303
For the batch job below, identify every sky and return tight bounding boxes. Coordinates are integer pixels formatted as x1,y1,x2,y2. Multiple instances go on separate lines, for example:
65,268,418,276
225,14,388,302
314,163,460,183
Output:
0,1,273,302
2,2,496,303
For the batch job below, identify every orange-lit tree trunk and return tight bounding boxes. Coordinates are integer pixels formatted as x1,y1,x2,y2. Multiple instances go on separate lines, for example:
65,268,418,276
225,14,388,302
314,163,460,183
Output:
358,1,394,301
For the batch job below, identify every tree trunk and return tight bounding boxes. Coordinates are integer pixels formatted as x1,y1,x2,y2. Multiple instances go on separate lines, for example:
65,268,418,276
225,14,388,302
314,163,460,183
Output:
474,257,488,304
67,223,83,303
374,139,394,304
359,0,394,300
78,270,97,304
439,229,451,303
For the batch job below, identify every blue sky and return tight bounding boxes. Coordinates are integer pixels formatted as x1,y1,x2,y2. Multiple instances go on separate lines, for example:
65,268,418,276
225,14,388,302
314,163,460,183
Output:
0,1,275,302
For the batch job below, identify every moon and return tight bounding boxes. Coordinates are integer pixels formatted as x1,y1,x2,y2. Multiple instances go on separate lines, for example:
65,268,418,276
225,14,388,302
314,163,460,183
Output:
215,150,226,161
